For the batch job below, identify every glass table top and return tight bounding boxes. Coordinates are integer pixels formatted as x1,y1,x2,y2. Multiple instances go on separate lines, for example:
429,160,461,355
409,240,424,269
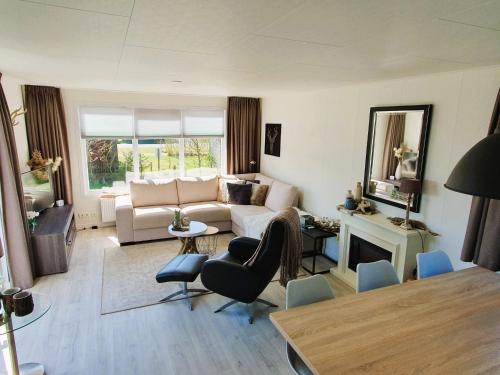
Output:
0,293,51,335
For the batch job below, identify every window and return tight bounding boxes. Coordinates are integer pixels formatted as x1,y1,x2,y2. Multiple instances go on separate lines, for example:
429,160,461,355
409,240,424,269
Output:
80,107,225,190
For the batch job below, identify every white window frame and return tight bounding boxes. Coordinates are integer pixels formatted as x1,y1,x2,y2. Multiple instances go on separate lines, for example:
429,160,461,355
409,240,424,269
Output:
80,107,226,193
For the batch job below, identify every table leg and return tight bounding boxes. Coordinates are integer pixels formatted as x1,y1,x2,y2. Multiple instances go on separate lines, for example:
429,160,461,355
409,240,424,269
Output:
312,238,318,274
177,237,199,255
4,319,44,375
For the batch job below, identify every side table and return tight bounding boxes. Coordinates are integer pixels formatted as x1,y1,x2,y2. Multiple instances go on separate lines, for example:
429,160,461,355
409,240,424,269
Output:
168,221,208,255
0,293,51,375
301,228,337,274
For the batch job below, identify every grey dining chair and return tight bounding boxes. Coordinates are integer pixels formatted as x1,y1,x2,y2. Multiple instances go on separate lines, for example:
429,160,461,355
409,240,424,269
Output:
356,260,400,293
417,250,454,280
285,275,335,375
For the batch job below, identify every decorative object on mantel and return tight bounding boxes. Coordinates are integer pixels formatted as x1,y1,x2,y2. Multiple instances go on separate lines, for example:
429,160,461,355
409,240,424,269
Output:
9,106,27,127
393,144,407,180
354,182,362,203
344,190,356,210
312,217,340,233
337,198,377,215
387,217,439,236
399,178,422,230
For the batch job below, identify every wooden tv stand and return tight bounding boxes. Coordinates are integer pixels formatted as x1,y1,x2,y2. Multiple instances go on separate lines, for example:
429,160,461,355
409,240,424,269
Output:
31,204,76,276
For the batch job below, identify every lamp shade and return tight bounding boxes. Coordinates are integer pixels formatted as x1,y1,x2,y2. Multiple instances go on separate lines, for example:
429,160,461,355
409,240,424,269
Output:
444,133,500,199
400,179,421,194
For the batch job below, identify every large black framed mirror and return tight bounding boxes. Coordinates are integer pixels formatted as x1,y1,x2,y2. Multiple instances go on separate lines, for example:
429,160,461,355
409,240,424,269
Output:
363,105,432,213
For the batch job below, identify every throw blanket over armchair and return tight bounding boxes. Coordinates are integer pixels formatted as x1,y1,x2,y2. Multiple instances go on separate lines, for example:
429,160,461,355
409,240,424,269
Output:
201,208,303,323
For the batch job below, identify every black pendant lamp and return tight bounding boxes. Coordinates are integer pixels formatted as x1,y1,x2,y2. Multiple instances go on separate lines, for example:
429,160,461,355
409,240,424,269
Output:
444,131,500,199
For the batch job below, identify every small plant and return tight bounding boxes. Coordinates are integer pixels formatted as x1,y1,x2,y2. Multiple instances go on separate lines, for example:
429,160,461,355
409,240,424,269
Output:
173,209,182,230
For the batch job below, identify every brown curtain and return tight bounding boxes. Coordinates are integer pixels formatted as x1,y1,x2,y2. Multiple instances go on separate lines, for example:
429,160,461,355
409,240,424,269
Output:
381,113,406,179
0,73,34,288
24,85,73,204
227,97,261,174
461,88,500,270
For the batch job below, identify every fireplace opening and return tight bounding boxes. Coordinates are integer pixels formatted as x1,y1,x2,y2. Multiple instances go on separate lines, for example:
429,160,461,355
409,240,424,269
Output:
348,234,392,272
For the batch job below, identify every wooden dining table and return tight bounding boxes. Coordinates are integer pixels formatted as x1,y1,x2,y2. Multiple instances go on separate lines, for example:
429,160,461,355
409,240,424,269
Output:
270,267,500,374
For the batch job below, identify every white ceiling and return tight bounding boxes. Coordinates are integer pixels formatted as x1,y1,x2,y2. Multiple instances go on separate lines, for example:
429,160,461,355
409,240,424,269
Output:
1,0,499,96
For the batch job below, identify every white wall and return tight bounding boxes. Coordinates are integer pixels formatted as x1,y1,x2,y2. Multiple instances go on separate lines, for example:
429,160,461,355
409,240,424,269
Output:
261,65,500,270
1,74,30,172
62,89,227,228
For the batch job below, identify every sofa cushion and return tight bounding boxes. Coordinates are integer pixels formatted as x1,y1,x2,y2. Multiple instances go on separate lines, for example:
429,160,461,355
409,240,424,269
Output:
248,183,269,206
179,201,231,223
230,205,272,229
133,205,178,230
217,177,244,203
227,183,252,205
130,179,179,207
265,180,298,211
176,177,219,204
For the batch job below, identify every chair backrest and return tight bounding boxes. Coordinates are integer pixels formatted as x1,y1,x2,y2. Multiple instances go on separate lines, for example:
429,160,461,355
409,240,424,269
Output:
356,260,400,293
286,275,335,310
417,250,454,280
250,220,286,289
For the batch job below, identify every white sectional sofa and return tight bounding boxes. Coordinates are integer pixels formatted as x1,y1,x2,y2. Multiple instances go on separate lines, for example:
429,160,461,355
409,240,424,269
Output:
115,173,299,244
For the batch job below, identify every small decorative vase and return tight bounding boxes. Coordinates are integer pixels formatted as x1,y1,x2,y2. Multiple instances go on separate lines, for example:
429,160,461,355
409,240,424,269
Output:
395,162,402,180
369,181,377,194
30,220,37,233
344,190,357,210
354,182,362,202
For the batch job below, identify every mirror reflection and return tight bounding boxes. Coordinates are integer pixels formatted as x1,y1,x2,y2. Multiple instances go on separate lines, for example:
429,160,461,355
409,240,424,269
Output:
364,105,432,213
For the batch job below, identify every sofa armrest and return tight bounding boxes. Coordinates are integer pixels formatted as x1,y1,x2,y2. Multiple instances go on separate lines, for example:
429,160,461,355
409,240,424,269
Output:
201,259,261,303
228,237,261,262
115,195,134,244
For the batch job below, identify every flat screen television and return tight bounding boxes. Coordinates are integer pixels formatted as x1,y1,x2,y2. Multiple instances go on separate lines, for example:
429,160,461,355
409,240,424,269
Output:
21,165,55,212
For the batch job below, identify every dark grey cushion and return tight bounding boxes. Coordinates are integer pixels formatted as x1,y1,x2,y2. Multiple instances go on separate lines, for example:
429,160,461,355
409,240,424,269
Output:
227,182,252,205
156,254,208,283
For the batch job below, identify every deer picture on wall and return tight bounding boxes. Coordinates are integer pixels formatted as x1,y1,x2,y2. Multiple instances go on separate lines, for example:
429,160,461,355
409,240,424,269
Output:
265,123,281,157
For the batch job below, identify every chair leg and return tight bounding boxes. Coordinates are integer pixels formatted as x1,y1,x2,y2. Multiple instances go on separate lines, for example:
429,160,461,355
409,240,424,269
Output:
214,300,238,313
247,303,254,324
159,282,209,311
255,298,278,308
214,298,277,324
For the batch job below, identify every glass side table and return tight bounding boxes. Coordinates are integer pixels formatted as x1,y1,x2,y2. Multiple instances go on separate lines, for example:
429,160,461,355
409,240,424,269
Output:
0,293,51,375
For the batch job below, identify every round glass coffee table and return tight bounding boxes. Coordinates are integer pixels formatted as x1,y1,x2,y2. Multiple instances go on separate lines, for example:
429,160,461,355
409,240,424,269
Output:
168,221,208,254
0,293,51,375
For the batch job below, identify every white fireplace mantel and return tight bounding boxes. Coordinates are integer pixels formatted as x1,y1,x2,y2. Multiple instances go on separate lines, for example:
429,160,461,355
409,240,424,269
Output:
331,211,428,289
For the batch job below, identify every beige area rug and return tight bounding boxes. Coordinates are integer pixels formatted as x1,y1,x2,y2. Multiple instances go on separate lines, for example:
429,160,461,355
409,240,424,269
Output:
101,233,305,315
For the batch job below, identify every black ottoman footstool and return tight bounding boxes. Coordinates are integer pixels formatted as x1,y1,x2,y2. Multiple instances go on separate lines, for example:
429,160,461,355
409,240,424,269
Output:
156,254,209,310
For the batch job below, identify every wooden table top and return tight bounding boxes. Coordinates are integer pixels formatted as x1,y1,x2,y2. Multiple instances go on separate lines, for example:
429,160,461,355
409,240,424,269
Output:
270,267,500,374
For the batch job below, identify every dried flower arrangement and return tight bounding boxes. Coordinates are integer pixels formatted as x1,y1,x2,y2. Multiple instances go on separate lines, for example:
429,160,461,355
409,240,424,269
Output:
27,149,63,182
387,217,439,236
393,144,407,162
313,217,340,233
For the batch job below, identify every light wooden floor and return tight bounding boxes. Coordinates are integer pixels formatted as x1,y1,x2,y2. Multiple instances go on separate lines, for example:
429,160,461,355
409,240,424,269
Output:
9,227,354,375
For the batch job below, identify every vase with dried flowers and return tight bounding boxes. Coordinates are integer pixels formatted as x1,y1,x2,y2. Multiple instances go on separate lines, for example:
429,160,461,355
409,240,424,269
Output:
27,150,63,182
393,144,407,180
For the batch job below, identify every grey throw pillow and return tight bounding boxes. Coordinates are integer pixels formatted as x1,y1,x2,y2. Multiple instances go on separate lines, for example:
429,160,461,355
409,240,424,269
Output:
227,183,252,205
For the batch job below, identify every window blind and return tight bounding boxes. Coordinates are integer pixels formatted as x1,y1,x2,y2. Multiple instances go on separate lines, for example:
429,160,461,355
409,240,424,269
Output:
183,110,225,137
134,109,182,138
80,107,134,138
